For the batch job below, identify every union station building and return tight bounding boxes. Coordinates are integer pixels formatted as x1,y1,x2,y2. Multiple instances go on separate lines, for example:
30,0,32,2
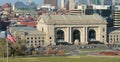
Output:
37,14,107,46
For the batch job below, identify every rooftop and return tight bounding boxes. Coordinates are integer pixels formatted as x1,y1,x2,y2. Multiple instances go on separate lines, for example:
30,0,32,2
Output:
10,26,45,36
107,27,120,34
39,14,107,25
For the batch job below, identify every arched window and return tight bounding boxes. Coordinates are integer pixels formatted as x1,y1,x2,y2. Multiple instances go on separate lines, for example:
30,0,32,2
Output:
72,30,80,44
56,30,64,42
88,29,96,41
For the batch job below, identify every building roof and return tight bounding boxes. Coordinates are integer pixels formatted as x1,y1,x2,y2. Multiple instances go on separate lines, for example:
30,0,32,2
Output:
108,27,120,34
10,26,46,36
10,26,36,31
39,14,107,25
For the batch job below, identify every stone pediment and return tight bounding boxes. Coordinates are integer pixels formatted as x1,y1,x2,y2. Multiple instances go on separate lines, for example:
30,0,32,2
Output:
38,14,107,25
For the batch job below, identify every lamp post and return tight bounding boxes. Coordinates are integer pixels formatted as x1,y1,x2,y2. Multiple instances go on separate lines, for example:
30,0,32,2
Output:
6,38,9,62
0,31,8,62
5,29,9,62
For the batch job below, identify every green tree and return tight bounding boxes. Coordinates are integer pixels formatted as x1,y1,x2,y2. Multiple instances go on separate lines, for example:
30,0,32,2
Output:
0,38,6,57
13,38,27,56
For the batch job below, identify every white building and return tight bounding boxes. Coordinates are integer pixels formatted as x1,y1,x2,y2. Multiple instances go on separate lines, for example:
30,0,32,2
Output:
107,27,120,44
69,0,75,10
60,0,65,9
40,4,56,11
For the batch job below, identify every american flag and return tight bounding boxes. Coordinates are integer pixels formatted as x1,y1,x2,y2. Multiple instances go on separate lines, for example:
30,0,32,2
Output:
7,31,16,43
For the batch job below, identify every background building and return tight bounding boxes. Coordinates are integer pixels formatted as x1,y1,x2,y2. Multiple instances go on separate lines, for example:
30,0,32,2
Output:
107,27,120,44
69,0,75,10
112,5,120,28
104,0,112,5
93,0,102,5
44,0,57,7
60,0,65,9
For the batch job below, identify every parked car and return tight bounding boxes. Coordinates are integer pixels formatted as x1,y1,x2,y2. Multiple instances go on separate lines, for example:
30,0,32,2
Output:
88,41,104,44
56,39,72,45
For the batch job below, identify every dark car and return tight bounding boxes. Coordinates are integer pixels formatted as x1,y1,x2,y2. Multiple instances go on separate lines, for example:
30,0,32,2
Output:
56,39,72,45
56,42,72,45
88,41,104,44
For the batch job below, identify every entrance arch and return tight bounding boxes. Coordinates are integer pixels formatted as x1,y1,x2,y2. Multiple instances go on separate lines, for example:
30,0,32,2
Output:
72,30,80,44
56,30,64,42
88,29,96,41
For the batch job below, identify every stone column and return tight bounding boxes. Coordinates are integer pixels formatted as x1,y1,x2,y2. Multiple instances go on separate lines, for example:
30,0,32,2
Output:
69,27,72,43
81,27,86,45
82,27,88,45
85,27,88,44
67,27,70,42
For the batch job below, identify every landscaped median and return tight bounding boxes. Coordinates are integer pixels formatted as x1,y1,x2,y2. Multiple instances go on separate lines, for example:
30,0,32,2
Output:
0,56,120,62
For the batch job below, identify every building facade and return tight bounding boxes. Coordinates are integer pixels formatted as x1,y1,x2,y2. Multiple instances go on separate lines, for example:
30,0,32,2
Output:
113,5,120,28
11,26,46,47
107,27,120,44
37,14,107,46
60,0,65,9
44,0,57,7
69,0,75,10
104,0,112,5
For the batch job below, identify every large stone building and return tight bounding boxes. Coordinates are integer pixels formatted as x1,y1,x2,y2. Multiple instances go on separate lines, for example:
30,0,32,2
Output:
10,26,45,47
107,27,120,44
37,14,107,46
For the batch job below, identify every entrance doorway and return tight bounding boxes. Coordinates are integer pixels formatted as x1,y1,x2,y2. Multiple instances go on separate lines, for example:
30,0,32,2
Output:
88,29,96,41
56,30,64,43
72,30,80,44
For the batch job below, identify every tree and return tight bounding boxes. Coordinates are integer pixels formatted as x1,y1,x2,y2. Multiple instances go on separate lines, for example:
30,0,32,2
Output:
13,38,27,56
0,38,6,57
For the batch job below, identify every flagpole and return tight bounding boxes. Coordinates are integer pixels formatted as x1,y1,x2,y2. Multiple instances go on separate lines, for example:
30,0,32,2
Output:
6,27,9,62
6,39,9,62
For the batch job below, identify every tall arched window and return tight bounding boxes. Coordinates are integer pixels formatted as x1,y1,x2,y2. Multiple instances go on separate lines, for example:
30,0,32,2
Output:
88,29,96,41
56,30,64,42
72,30,80,44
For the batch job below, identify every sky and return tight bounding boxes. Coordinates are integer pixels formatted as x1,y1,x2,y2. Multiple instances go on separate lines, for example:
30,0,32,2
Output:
1,0,114,6
0,0,66,6
0,0,44,5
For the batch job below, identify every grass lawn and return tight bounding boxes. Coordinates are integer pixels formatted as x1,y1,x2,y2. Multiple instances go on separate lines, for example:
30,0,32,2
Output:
0,56,120,62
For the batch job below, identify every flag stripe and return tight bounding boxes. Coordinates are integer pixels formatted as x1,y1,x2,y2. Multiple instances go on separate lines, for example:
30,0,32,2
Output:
7,31,16,43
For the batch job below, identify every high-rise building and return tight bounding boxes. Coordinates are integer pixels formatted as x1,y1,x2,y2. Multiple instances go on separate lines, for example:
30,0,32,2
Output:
78,0,89,5
104,0,112,5
69,0,75,10
93,0,101,5
44,0,57,7
101,0,105,5
90,0,93,4
116,0,120,5
112,0,116,5
113,5,120,28
60,0,65,9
